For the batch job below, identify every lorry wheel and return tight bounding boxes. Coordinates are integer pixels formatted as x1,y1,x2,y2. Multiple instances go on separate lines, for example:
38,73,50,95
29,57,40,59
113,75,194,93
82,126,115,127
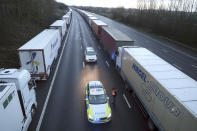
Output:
147,118,156,131
31,106,36,118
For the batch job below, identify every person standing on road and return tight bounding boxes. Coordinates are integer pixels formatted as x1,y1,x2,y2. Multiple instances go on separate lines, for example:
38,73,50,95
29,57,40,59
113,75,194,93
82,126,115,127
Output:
112,88,117,104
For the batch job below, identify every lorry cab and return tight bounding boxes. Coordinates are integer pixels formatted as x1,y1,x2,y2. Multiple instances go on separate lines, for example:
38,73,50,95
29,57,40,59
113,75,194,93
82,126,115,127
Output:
0,68,37,130
0,83,25,131
116,46,137,70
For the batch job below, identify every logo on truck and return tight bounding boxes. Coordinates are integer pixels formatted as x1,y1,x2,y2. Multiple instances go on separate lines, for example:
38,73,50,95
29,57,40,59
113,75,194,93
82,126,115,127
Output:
26,52,40,73
132,63,147,82
3,91,14,109
132,63,181,117
50,38,58,58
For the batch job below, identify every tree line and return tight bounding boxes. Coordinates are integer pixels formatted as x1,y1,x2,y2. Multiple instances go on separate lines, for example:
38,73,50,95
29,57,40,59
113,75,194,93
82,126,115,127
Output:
0,0,67,67
78,0,197,49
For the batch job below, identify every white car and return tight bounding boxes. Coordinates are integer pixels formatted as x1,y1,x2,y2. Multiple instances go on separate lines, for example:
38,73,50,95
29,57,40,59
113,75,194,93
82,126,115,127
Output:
84,47,97,63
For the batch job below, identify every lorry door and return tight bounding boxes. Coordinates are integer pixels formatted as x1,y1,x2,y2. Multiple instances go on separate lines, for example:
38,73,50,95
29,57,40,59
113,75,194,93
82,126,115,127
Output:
116,47,122,69
19,51,35,73
21,83,30,107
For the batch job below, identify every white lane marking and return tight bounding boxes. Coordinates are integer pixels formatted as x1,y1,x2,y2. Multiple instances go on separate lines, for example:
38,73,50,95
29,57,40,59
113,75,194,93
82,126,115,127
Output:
36,18,72,131
81,45,83,50
173,64,182,70
192,65,197,69
83,62,85,68
123,94,131,109
106,61,110,67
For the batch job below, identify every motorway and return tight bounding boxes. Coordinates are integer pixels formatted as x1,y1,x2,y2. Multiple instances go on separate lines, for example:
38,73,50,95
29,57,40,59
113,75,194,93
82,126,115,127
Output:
29,10,150,131
29,9,197,131
94,14,197,81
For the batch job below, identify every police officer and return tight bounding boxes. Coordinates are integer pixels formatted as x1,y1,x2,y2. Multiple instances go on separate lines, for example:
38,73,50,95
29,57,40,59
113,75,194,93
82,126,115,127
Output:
112,88,117,104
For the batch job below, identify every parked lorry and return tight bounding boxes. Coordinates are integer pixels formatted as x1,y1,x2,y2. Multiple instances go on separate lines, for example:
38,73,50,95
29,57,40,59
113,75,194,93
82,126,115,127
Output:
62,11,72,27
62,14,69,21
67,11,72,25
50,20,67,40
91,20,108,40
100,26,134,61
88,16,98,26
0,68,37,131
18,29,61,80
116,46,197,131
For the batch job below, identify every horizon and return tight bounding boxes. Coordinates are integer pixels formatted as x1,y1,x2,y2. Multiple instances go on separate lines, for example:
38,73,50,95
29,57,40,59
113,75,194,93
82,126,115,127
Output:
56,0,137,9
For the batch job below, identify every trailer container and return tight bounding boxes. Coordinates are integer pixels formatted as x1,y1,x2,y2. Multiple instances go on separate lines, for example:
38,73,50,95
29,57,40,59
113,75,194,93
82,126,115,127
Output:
91,20,108,40
100,26,134,61
50,20,67,40
84,13,93,23
62,11,72,27
18,29,61,80
62,15,69,21
116,46,197,131
88,16,98,26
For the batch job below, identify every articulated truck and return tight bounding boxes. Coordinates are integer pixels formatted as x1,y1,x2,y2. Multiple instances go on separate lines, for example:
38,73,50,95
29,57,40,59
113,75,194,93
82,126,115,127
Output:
0,69,37,131
116,46,197,131
18,29,61,80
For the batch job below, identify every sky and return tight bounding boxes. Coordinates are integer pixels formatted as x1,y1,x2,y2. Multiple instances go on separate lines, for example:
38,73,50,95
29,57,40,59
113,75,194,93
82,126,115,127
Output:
56,0,137,8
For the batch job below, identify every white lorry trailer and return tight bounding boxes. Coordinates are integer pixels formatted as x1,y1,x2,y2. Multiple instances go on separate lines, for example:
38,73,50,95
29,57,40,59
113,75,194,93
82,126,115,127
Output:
116,46,197,131
0,69,37,131
62,11,72,27
18,29,61,80
50,20,67,40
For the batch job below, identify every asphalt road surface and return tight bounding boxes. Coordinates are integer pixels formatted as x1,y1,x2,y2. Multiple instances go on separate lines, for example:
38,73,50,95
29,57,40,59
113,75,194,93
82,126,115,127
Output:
94,13,197,81
29,10,150,131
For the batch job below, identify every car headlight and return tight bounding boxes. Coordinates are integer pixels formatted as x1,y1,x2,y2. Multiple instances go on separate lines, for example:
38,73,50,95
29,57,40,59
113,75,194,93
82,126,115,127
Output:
107,113,111,118
88,114,93,119
85,57,89,61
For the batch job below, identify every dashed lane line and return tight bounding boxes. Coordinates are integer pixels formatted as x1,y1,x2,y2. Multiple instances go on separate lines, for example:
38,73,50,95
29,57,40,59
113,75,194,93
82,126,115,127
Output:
123,94,131,109
173,64,182,71
106,61,110,67
192,65,197,69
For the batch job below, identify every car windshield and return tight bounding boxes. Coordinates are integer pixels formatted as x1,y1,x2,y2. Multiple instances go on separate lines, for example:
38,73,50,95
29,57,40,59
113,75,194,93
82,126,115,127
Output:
89,94,107,104
86,50,96,55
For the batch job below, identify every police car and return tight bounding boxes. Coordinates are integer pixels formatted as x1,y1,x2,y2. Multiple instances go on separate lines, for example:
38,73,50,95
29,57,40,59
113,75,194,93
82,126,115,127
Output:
85,81,112,123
